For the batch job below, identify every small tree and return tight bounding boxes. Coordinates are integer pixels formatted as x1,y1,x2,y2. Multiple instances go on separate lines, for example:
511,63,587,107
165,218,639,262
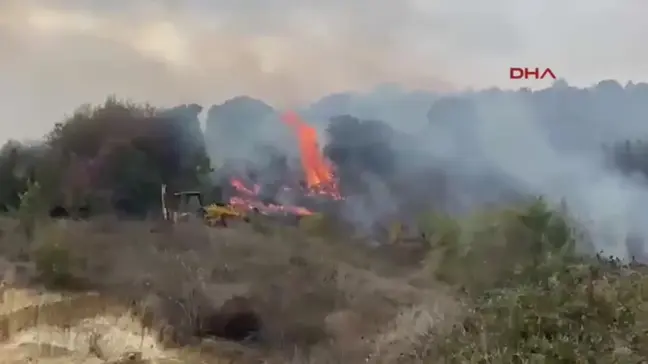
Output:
17,179,46,240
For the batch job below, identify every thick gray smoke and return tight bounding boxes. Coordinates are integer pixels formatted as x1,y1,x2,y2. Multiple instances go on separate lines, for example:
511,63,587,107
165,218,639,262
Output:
436,87,648,259
3,0,648,144
319,81,648,258
5,1,648,257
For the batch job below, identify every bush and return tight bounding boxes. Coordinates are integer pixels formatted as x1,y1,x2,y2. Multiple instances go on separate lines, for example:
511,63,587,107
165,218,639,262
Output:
31,224,85,289
16,180,47,240
299,213,329,236
414,198,648,363
425,198,577,295
434,260,648,363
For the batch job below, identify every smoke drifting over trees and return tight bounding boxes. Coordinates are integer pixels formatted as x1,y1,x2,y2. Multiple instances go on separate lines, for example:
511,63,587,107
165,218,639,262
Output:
199,79,648,257
2,80,648,257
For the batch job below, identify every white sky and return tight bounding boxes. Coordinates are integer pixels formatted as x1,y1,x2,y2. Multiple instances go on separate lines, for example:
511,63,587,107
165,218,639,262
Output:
0,0,646,142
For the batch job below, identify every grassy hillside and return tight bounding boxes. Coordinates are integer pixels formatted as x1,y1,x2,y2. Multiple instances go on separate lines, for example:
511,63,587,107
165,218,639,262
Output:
0,198,645,363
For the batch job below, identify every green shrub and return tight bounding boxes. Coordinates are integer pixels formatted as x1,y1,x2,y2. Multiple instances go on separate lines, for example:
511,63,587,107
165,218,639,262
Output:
436,261,648,363
299,213,341,238
16,180,47,240
420,198,648,363
31,224,85,290
427,198,578,295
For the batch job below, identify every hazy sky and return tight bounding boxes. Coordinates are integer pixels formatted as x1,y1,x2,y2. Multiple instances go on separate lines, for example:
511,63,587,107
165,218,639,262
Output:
0,0,646,141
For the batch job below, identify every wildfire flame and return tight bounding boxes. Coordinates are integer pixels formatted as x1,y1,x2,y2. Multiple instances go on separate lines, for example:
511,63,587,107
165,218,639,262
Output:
281,110,341,199
227,110,340,217
229,194,313,216
230,178,260,196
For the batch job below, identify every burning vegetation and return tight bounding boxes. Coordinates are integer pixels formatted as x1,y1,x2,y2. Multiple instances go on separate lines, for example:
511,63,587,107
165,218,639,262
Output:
225,110,342,219
6,85,648,362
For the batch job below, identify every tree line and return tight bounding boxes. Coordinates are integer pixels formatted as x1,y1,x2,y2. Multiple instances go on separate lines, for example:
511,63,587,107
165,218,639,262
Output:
3,81,648,219
0,97,210,218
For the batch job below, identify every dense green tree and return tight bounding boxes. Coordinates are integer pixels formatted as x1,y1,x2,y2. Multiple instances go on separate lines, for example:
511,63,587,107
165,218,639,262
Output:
0,97,211,218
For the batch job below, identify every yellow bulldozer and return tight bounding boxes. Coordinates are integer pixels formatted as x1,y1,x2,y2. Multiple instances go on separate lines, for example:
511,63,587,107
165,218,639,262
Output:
161,185,249,227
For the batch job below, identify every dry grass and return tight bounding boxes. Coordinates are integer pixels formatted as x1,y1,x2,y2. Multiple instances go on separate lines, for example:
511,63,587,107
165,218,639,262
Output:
1,198,646,363
0,216,458,363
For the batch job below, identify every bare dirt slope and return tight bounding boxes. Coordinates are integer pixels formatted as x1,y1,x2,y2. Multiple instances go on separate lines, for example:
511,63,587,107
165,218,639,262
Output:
0,287,260,363
0,289,159,363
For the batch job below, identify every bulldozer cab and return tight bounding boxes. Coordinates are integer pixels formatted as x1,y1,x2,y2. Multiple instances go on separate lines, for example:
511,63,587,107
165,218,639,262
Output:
161,185,206,222
173,191,205,218
174,191,203,209
161,184,248,226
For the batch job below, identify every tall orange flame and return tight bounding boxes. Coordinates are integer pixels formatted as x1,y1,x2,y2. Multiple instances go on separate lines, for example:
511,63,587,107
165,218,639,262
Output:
281,110,341,199
225,111,341,218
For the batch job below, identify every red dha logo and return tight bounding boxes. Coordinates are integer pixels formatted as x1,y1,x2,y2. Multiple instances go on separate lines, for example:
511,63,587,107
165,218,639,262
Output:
509,67,556,80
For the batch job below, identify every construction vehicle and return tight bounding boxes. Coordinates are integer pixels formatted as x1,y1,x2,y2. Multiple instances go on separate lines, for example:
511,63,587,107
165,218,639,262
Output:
161,185,249,227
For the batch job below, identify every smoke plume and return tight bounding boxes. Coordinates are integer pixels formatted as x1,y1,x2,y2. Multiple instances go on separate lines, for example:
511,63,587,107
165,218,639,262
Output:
3,0,648,257
2,0,648,142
